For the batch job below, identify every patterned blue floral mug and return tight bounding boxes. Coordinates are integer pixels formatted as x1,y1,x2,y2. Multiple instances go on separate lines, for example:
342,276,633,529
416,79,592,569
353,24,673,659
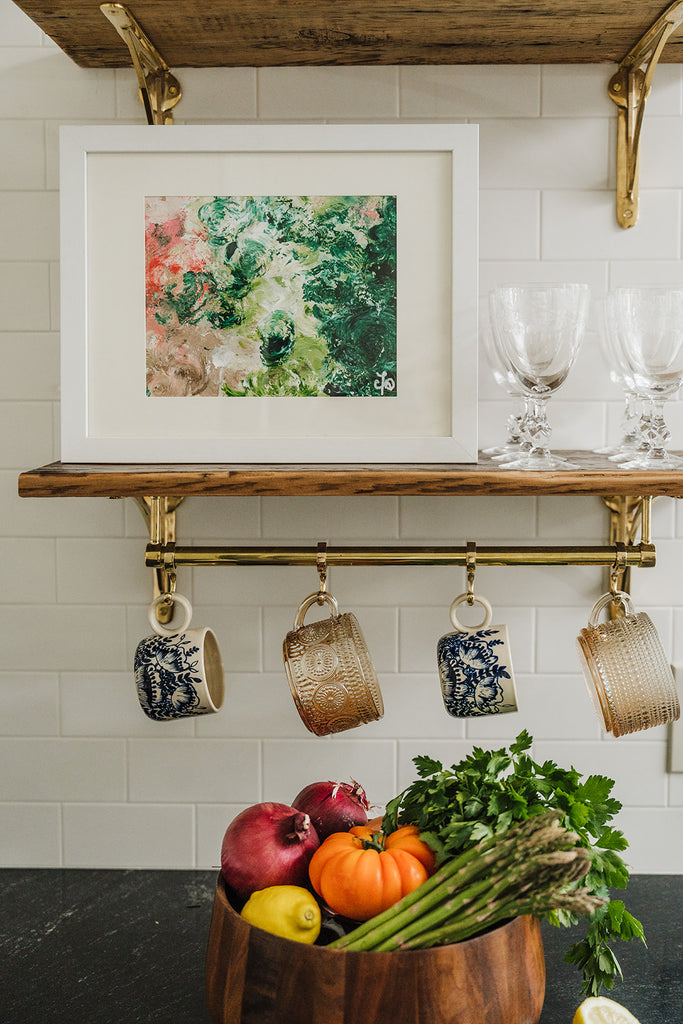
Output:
437,593,518,717
134,594,225,721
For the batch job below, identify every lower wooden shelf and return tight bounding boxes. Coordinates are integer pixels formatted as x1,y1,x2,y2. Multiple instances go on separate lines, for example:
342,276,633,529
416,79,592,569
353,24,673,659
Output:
16,452,683,498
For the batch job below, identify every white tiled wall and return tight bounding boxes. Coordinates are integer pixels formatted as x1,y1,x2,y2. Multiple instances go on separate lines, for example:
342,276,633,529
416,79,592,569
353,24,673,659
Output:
2,0,682,872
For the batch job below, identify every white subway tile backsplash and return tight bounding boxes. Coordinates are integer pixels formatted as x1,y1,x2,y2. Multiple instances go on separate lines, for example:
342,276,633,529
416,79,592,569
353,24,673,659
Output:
397,739,476,792
56,539,148,604
534,738,668,807
128,739,260,803
606,807,683,873
542,189,682,260
479,189,540,260
258,66,399,120
363,674,462,739
0,672,59,735
261,496,400,540
0,400,53,468
59,673,195,738
0,537,55,602
0,333,58,400
262,739,397,809
1,476,124,537
399,495,536,540
399,65,541,118
0,191,58,261
467,674,601,742
0,738,126,801
0,2,42,45
0,49,116,119
0,121,45,188
4,605,128,672
0,803,61,867
195,673,301,739
479,118,609,190
197,803,252,870
0,262,50,332
63,803,195,868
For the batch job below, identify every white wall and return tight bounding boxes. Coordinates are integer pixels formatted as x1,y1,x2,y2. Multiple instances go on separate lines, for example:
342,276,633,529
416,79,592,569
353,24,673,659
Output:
1,0,682,872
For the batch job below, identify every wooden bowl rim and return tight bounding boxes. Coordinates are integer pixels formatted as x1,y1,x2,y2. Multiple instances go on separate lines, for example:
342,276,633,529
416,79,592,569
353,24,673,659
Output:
212,871,540,960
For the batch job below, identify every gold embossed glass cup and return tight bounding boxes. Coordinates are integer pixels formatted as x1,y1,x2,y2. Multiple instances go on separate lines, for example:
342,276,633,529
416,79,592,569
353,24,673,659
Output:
283,591,384,736
576,591,680,737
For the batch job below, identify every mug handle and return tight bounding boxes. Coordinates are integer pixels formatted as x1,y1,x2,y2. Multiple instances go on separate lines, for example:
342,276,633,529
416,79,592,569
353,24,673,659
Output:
449,593,493,634
148,593,193,636
588,591,635,628
294,591,340,630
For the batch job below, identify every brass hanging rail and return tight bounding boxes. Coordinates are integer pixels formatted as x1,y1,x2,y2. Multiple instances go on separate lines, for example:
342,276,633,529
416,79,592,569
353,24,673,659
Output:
146,542,656,570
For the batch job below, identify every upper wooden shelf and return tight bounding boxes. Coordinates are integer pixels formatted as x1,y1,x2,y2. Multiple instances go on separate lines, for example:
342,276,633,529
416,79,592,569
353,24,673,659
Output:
17,454,683,498
12,0,683,67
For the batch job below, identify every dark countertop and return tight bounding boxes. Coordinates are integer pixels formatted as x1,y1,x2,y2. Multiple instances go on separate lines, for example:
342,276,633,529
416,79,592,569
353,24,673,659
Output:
1,870,680,1024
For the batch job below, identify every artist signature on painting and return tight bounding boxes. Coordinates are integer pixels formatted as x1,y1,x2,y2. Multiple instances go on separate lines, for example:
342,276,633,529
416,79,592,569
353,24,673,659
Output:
374,370,396,396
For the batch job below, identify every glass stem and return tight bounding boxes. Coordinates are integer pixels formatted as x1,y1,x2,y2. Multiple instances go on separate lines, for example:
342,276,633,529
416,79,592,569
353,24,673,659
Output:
527,393,552,458
645,398,671,461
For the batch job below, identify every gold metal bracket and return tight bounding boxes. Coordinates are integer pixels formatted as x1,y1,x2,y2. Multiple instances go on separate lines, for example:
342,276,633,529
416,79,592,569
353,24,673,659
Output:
100,3,182,125
608,0,683,228
134,496,184,623
602,495,654,613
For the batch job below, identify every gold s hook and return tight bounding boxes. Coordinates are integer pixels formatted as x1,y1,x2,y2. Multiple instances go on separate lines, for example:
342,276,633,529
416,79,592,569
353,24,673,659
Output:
609,542,629,617
466,541,476,606
316,541,328,605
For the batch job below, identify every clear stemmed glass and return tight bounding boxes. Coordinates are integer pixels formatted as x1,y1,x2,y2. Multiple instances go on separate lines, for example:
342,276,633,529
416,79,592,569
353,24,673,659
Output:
608,287,683,470
479,320,531,459
594,299,643,461
488,283,590,471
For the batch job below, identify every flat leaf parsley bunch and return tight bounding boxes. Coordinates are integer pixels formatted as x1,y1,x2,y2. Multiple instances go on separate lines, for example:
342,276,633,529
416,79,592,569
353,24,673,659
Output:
382,730,645,996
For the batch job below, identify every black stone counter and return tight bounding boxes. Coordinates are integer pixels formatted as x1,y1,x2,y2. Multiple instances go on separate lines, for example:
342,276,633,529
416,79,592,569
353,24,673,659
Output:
0,871,680,1024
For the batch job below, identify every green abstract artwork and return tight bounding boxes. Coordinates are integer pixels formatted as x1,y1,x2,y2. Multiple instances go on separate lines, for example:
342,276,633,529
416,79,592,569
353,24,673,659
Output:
145,195,397,398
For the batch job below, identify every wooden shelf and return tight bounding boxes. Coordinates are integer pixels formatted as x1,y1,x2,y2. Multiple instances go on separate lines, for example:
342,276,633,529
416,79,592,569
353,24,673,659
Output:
17,453,683,498
12,1,683,67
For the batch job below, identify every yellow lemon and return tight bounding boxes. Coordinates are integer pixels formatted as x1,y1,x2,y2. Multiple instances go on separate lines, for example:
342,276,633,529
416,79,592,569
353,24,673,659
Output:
240,885,321,944
573,996,642,1024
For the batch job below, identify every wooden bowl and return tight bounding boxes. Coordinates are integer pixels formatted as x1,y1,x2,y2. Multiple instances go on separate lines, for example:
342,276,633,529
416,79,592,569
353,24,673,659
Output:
205,874,546,1024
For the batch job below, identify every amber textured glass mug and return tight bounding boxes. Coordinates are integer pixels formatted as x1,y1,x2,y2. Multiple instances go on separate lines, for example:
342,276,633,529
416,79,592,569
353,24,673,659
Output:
283,591,384,736
576,591,680,737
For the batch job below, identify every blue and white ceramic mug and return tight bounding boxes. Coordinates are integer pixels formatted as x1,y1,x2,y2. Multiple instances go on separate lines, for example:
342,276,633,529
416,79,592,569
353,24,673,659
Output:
134,594,225,721
437,593,518,717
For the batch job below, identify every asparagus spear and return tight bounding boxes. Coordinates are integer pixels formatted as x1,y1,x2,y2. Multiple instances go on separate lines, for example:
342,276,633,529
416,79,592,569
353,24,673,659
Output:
330,812,604,953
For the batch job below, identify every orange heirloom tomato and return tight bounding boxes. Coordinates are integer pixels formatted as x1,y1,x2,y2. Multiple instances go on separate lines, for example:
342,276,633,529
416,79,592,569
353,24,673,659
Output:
308,825,436,921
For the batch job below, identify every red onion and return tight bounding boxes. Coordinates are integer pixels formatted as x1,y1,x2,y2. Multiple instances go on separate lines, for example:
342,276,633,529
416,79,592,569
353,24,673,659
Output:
291,780,370,841
221,802,320,901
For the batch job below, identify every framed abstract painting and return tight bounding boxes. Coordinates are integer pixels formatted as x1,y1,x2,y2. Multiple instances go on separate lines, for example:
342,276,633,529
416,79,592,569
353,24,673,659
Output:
59,123,478,462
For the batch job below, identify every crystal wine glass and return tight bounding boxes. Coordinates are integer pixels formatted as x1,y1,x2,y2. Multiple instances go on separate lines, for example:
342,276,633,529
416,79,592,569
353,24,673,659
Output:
607,287,683,470
594,298,643,461
488,283,590,471
479,320,531,459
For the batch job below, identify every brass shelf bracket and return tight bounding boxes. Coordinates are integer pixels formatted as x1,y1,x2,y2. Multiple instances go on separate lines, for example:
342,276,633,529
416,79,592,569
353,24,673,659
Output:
100,3,182,125
608,0,683,228
602,494,653,600
134,496,184,623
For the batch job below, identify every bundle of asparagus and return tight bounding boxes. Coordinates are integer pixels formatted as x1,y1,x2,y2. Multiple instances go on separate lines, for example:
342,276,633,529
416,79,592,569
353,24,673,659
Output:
329,811,604,953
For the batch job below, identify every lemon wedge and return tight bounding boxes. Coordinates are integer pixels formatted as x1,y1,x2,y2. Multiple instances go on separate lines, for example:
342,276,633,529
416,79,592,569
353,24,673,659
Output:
573,996,642,1024
240,885,321,944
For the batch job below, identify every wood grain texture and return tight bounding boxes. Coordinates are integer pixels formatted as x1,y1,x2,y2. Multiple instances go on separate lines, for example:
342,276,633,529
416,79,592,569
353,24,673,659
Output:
12,1,683,67
16,453,683,498
204,873,546,1024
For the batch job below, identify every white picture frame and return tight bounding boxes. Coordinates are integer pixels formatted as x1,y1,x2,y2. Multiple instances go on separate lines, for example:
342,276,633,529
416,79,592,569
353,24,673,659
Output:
59,123,478,463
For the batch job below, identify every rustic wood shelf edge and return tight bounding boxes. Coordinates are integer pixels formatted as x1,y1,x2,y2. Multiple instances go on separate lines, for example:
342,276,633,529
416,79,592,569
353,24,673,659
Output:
17,454,683,498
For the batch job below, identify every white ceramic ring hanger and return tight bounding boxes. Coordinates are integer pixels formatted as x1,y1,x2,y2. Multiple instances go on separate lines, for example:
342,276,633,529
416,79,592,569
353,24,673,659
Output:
148,593,193,636
449,593,493,634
